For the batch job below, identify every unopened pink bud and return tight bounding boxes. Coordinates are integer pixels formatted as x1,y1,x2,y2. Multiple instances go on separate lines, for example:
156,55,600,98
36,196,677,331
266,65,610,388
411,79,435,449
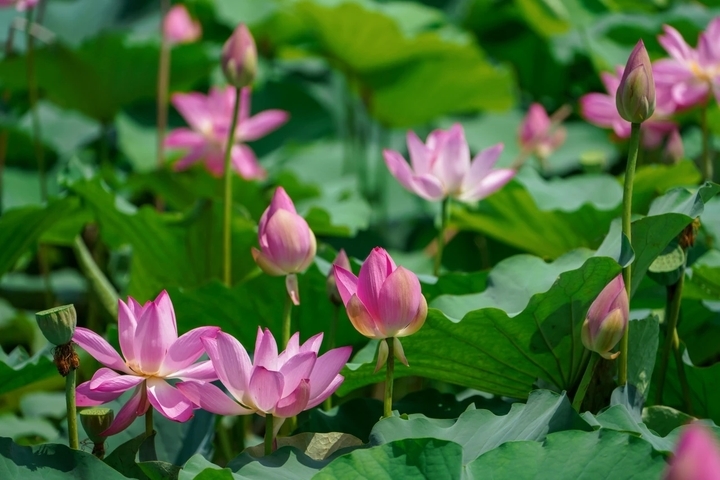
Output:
616,40,656,123
163,5,202,45
221,23,257,89
581,275,629,359
327,250,351,306
664,423,720,480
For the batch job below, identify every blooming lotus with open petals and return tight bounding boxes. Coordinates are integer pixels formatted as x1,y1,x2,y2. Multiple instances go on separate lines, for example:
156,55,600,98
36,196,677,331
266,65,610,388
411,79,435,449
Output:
163,4,202,45
580,66,678,148
518,103,567,160
166,86,289,179
251,187,317,304
581,275,629,360
176,328,351,436
664,422,720,480
654,18,720,109
74,291,220,436
383,123,515,203
333,247,427,372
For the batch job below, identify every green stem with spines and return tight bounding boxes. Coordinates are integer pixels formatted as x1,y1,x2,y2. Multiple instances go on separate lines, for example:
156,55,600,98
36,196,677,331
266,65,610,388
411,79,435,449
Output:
65,365,79,449
434,197,450,277
618,122,641,386
222,87,242,286
383,338,395,418
572,353,599,411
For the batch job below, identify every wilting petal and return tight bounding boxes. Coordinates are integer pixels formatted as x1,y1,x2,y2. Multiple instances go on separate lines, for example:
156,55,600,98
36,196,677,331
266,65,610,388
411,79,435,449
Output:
89,368,144,393
278,351,316,397
457,168,515,203
171,360,218,382
117,299,138,364
306,346,352,405
176,381,254,415
237,110,289,141
357,247,394,318
146,378,194,422
248,367,283,413
347,294,383,339
161,326,221,375
274,379,310,418
76,380,124,407
231,144,266,180
332,265,358,306
101,385,147,436
374,339,389,374
73,327,132,374
254,328,279,370
251,247,286,276
393,337,409,367
461,143,504,194
376,267,423,336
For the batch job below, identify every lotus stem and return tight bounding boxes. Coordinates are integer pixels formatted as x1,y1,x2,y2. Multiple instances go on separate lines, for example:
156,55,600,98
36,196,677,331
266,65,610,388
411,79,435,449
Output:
655,272,685,405
72,235,119,319
324,305,340,411
701,102,713,182
264,414,274,456
384,338,395,418
222,86,242,286
572,353,599,412
282,289,292,349
155,0,171,210
434,197,450,277
65,360,79,449
618,122,641,386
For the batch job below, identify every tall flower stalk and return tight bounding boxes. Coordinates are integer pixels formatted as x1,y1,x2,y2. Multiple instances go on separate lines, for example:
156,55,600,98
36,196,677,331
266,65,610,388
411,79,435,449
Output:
222,86,242,286
615,40,655,385
434,197,450,276
155,0,171,210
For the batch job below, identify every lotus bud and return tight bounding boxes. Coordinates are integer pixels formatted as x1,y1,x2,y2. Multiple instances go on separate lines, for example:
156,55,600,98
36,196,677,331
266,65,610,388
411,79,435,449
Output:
664,423,720,480
80,408,114,444
221,23,257,89
581,275,629,359
163,4,202,45
36,304,77,346
326,250,351,306
616,40,656,123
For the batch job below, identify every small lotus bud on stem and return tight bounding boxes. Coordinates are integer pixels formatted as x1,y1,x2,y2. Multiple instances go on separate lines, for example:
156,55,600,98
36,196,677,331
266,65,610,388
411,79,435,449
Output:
221,23,257,89
80,408,114,459
326,250,351,306
616,40,656,123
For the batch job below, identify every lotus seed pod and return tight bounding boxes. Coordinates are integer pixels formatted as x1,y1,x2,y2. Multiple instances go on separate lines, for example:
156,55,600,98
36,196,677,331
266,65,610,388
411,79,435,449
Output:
36,304,77,346
80,408,114,444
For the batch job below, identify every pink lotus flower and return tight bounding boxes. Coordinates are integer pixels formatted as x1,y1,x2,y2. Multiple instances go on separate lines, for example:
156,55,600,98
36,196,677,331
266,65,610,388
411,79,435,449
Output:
383,123,515,203
327,249,352,306
333,247,427,372
221,23,257,89
580,275,629,360
664,423,720,480
163,4,202,45
580,66,678,148
654,18,720,109
74,291,220,436
518,103,567,160
176,328,352,436
166,86,289,179
251,187,317,305
0,0,37,10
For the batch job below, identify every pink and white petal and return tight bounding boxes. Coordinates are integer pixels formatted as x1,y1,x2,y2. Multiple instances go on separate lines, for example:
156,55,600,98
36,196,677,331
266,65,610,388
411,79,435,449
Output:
173,147,207,172
210,332,253,398
161,326,221,375
171,360,218,382
393,337,409,367
73,327,131,374
397,295,427,338
278,351,316,397
580,93,620,128
658,25,696,62
153,290,178,336
274,379,310,418
672,81,710,108
383,149,422,195
135,302,176,375
376,267,424,336
432,123,470,192
457,168,515,203
101,385,145,436
406,130,431,174
599,71,620,97
126,297,146,320
356,247,394,318
412,174,446,201
164,128,206,149
332,265,358,306
298,332,324,356
254,328,279,370
237,110,289,141
306,375,344,409
76,380,124,407
263,211,315,273
231,144,267,180
248,366,284,413
89,368,144,393
117,299,138,363
176,381,254,415
252,247,287,276
146,378,195,423
461,143,504,193
171,92,213,133
279,333,302,364
307,346,352,402
347,293,383,339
